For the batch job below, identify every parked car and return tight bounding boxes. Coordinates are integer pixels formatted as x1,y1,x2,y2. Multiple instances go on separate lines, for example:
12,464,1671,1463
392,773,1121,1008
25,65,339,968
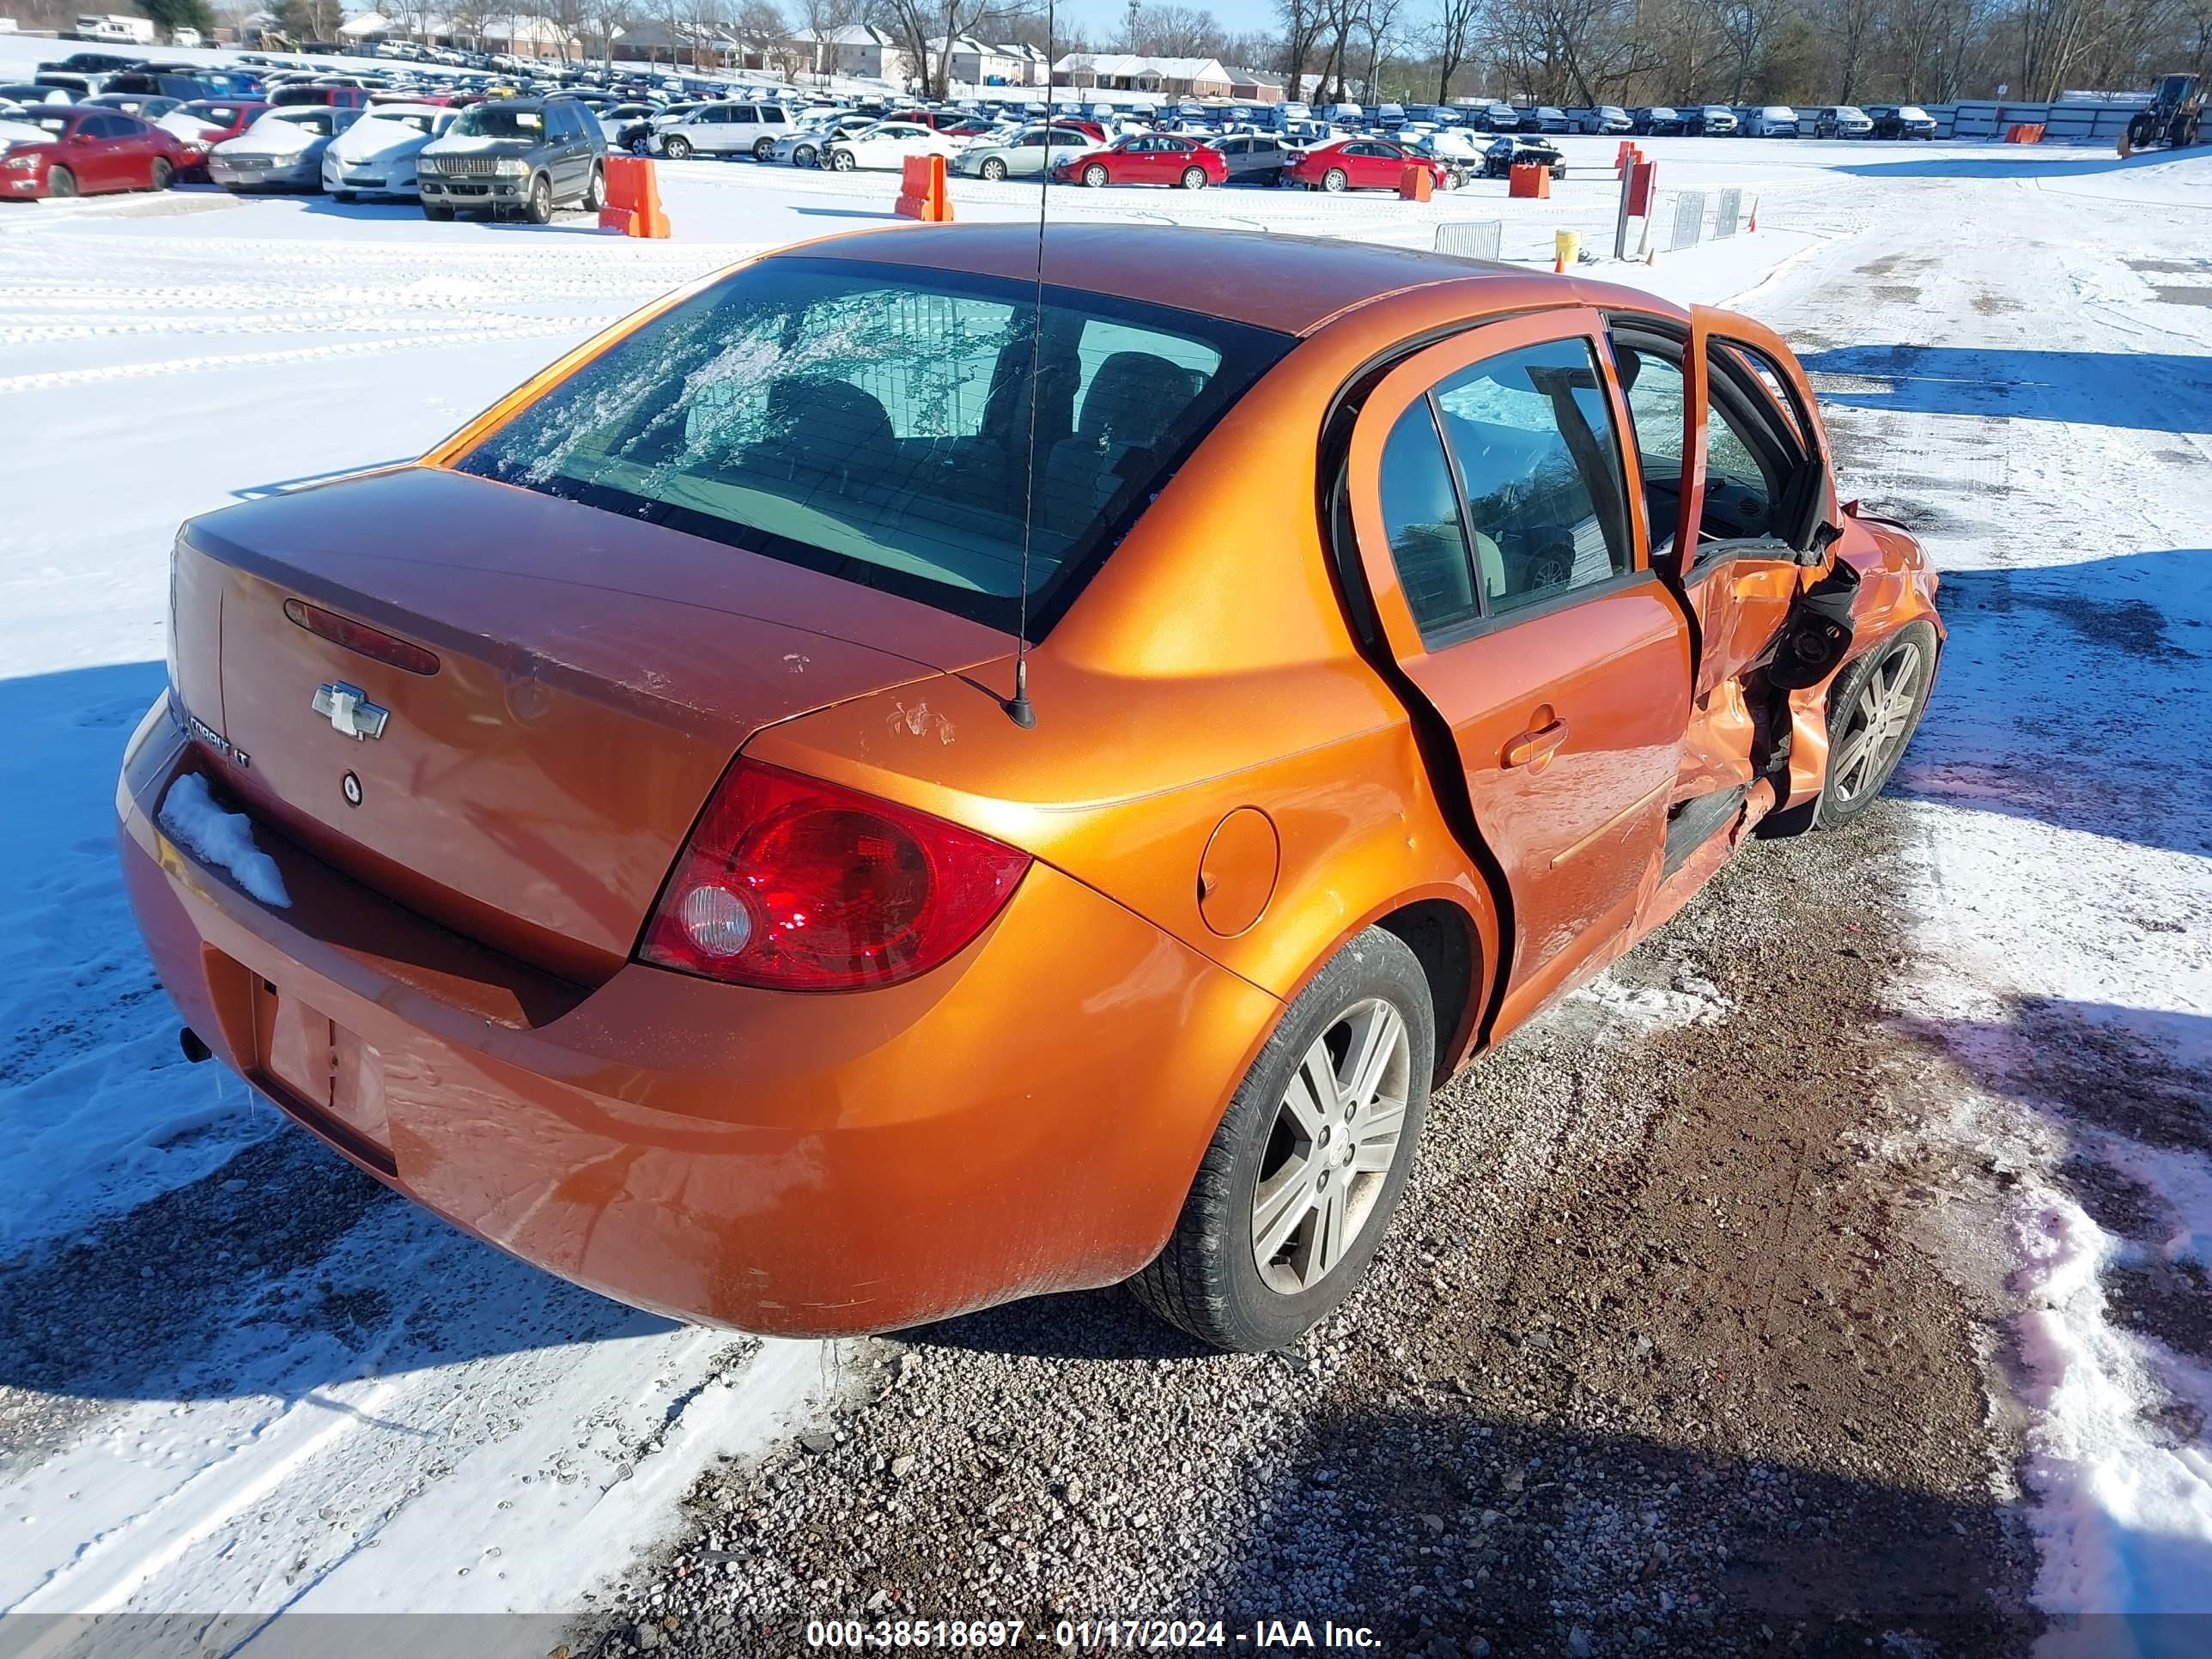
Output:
208,104,362,191
1632,105,1686,135
953,121,1097,181
0,82,78,112
1575,105,1633,134
655,99,796,161
1687,104,1737,135
822,118,963,173
1529,105,1570,132
1285,136,1448,192
1867,103,1936,139
1212,131,1299,186
156,98,266,175
0,104,187,198
1744,105,1800,136
1054,131,1226,189
37,49,137,74
270,83,372,109
100,70,213,101
596,100,659,149
120,224,1941,1353
1404,125,1486,173
1806,105,1873,138
324,101,456,200
86,91,182,120
1465,100,1522,132
1480,133,1567,178
769,111,876,167
417,95,605,221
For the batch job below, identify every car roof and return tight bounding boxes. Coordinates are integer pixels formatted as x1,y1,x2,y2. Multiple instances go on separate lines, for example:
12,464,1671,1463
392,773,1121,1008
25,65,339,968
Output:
782,224,1660,337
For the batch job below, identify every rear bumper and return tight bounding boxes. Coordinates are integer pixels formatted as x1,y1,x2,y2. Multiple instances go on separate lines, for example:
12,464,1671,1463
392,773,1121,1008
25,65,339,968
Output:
117,698,1277,1335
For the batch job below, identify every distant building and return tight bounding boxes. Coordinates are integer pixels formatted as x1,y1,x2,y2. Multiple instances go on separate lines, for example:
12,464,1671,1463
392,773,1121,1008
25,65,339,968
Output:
1225,66,1285,103
787,23,914,83
1053,52,1235,99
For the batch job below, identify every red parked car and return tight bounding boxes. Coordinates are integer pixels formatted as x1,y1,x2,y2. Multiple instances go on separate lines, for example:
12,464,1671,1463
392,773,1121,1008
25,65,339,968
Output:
0,106,189,200
269,84,373,110
161,99,268,179
1051,131,1226,189
1286,137,1450,193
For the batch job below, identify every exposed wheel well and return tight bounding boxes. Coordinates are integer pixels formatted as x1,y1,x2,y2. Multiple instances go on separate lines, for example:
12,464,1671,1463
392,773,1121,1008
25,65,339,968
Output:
1374,899,1479,1084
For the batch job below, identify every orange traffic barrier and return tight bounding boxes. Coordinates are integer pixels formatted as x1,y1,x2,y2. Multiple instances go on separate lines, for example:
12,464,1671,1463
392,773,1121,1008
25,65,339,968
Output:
895,154,953,222
2004,122,2045,143
1613,141,1644,175
599,155,669,238
1397,162,1432,202
1508,162,1550,199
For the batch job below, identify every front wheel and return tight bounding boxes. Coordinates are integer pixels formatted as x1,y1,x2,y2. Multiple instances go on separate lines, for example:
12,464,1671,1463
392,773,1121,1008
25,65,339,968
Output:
829,148,855,171
1179,164,1206,189
1814,619,1938,828
980,155,1007,180
47,165,78,198
1322,167,1347,191
1081,161,1108,187
422,199,453,220
793,143,817,167
522,171,552,224
660,134,691,160
1129,927,1434,1352
582,161,605,210
331,188,355,203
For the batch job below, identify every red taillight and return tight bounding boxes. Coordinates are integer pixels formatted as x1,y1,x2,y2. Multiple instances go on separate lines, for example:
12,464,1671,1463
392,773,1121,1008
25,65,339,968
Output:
283,598,440,675
638,761,1031,991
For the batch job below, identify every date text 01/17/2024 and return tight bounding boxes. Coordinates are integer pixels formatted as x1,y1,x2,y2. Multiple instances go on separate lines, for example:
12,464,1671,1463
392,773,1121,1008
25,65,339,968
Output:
802,1619,1382,1650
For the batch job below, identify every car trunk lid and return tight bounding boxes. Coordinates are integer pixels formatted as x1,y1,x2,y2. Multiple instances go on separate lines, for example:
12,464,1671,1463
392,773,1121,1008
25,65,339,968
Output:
180,465,1008,982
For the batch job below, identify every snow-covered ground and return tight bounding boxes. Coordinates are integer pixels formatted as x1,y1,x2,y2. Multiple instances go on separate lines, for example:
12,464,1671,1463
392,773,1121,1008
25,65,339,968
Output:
4,28,2211,1649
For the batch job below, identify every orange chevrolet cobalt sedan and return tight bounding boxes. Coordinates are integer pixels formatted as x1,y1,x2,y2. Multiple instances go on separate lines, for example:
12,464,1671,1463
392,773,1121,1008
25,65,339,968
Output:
118,226,1941,1351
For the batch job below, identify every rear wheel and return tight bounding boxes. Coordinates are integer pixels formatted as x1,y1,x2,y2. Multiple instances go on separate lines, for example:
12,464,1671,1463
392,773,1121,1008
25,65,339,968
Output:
1179,164,1206,189
522,171,552,224
47,165,77,198
1814,620,1937,828
980,155,1007,180
149,157,173,191
1322,166,1347,191
661,134,691,160
1129,927,1434,1352
753,136,775,161
1081,161,1108,186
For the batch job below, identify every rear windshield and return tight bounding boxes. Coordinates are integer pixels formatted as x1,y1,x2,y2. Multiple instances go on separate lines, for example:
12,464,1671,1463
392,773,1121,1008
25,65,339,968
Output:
457,257,1292,636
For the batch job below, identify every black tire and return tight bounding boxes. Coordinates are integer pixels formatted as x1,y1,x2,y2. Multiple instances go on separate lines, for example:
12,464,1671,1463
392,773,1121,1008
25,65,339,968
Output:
661,134,690,159
522,171,551,224
794,143,817,167
1322,167,1348,191
1129,927,1435,1352
979,155,1006,180
1081,161,1108,186
422,199,453,220
753,136,775,161
582,161,604,210
332,188,355,203
47,165,77,198
149,157,173,191
1179,164,1206,189
1813,618,1938,829
830,148,855,171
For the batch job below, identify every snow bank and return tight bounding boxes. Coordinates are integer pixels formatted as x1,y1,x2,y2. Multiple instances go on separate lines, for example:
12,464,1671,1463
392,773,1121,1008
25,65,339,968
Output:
156,772,289,908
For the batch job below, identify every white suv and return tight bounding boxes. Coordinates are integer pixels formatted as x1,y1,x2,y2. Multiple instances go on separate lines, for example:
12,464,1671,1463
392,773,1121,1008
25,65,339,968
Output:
656,100,798,161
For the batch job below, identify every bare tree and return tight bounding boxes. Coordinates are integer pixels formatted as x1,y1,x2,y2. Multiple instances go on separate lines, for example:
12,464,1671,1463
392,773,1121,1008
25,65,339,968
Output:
872,0,1036,96
1423,0,1480,100
1276,0,1328,98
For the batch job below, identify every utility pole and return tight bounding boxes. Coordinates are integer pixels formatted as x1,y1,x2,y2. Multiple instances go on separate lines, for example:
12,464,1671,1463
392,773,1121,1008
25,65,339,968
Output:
1125,0,1139,52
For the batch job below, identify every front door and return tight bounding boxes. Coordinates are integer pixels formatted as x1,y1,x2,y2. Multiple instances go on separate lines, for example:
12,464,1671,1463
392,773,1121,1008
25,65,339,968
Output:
1344,309,1692,1037
1609,308,1833,805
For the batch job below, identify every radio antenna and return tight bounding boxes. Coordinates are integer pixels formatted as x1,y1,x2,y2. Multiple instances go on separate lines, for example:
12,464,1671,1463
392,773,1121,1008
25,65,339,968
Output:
1001,0,1055,730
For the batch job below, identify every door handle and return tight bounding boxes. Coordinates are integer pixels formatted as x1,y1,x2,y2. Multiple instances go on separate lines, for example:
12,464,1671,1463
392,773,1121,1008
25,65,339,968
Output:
1504,717,1570,772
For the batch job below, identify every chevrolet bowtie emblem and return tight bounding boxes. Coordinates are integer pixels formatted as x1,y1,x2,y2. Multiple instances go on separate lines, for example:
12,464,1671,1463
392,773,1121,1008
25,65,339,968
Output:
311,682,389,740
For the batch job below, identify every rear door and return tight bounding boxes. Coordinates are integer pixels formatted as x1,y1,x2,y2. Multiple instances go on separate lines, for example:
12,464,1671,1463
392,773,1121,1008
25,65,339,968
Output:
1343,308,1691,1035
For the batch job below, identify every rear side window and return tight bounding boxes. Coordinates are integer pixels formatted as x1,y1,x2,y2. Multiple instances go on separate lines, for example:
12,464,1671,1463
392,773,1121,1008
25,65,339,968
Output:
458,256,1291,637
1377,401,1479,636
1430,339,1632,616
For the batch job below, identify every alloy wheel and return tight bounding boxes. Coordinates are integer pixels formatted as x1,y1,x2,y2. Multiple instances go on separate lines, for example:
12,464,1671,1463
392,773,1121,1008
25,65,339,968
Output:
1083,162,1107,186
1250,998,1411,1296
1323,167,1347,191
1829,640,1924,805
981,156,1006,180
